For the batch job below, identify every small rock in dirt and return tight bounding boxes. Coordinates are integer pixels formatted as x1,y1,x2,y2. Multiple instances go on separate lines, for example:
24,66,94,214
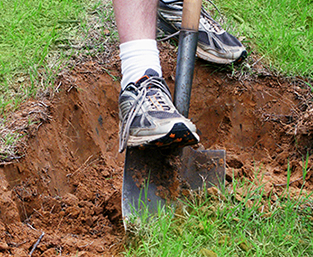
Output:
0,241,9,251
11,247,28,256
41,248,59,257
62,193,79,206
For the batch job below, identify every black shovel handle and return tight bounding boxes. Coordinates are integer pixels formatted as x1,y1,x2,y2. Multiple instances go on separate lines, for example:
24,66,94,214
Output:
174,0,202,118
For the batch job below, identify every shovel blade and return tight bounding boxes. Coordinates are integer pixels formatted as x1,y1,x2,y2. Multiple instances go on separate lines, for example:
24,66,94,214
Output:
122,146,226,224
122,147,174,223
179,147,226,190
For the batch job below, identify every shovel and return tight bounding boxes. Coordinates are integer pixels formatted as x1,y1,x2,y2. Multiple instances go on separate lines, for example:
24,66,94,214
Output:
122,0,226,226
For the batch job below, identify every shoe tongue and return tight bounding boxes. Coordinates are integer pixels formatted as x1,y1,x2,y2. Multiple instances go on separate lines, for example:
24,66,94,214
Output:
135,69,159,85
144,68,159,77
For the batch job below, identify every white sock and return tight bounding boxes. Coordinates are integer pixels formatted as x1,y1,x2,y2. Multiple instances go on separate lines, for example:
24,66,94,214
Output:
119,39,162,90
161,0,177,3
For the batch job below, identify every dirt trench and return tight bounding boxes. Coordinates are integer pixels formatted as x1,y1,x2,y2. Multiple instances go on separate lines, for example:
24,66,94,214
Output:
0,43,313,256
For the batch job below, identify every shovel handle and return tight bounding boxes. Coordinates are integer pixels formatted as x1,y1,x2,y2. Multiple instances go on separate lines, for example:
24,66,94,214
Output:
181,0,202,31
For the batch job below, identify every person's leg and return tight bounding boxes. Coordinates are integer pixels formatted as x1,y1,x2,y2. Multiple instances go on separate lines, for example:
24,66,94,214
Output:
113,0,162,89
113,0,158,43
113,0,199,152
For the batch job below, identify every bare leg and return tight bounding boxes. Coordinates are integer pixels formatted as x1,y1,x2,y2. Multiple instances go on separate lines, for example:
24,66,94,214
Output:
113,0,162,89
113,0,158,43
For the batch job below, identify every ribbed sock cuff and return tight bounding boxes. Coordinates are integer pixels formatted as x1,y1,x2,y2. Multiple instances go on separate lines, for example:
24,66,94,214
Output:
119,39,162,90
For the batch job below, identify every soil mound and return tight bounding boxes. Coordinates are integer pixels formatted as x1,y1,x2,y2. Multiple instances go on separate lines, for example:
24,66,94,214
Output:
0,42,313,256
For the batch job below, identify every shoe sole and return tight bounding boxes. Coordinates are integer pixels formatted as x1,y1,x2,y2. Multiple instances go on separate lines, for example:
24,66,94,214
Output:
196,46,248,64
128,122,199,150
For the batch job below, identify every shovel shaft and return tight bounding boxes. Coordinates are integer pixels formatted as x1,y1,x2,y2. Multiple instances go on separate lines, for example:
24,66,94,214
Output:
174,30,198,118
174,0,202,118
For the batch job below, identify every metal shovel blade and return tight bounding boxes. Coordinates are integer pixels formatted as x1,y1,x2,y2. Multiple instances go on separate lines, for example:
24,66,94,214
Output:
122,146,226,223
122,147,173,221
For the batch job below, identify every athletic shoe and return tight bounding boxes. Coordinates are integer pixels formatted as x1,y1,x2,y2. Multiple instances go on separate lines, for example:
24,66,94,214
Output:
157,0,247,64
118,69,199,152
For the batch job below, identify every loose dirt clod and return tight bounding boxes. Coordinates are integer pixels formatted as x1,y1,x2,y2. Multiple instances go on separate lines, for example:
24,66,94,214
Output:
0,42,313,256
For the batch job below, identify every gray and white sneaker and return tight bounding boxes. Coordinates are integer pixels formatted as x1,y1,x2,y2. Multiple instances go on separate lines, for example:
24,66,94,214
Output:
158,0,247,64
119,69,199,153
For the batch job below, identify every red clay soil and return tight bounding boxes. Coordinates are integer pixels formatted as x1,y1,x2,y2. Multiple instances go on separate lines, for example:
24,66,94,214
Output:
1,42,313,256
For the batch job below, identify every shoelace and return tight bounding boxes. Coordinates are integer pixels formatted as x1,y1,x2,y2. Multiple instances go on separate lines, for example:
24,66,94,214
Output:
119,77,172,153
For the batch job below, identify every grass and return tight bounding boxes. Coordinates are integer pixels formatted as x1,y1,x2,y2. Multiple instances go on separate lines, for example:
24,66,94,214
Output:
0,124,23,160
207,0,313,79
0,0,117,159
0,0,117,115
0,0,84,101
123,170,313,256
